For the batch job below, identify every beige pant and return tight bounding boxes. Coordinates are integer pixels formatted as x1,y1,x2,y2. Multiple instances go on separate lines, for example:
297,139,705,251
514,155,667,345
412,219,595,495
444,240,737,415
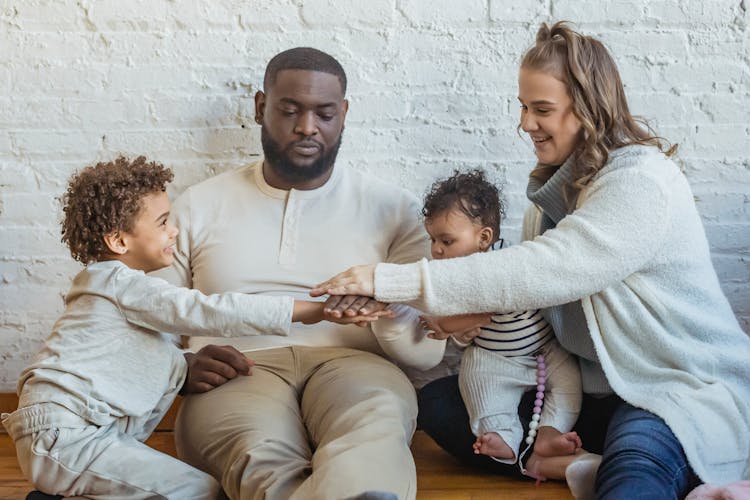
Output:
3,403,219,499
175,346,418,500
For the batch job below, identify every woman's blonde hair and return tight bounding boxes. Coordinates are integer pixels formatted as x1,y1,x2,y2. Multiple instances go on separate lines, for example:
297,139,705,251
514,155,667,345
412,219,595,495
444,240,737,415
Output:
522,21,676,187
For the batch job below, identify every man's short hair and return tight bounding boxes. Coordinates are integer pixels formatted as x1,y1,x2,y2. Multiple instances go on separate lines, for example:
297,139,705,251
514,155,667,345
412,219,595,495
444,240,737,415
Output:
264,47,347,94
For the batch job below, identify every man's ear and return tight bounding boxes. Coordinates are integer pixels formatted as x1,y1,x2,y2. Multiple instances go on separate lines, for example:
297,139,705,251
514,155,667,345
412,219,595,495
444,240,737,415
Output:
479,227,494,251
341,98,349,120
254,90,266,124
103,231,128,255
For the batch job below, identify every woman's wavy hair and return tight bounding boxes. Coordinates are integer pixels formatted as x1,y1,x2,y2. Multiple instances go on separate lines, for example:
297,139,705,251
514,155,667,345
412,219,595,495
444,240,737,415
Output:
522,21,677,187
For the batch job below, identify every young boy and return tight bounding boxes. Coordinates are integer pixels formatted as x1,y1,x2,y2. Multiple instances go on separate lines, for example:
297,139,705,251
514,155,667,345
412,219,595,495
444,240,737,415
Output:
1,156,380,499
417,170,594,482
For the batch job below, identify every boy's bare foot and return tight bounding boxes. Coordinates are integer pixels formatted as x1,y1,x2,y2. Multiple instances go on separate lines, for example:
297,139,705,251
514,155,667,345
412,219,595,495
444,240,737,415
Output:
533,427,582,457
472,432,515,460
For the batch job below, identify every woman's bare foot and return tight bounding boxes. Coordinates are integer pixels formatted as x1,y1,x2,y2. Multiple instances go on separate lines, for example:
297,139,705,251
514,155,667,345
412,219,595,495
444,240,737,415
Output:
533,426,582,457
472,432,515,460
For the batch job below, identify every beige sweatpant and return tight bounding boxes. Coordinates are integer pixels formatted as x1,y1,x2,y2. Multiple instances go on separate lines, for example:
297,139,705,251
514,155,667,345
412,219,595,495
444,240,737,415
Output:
3,402,219,499
174,346,418,500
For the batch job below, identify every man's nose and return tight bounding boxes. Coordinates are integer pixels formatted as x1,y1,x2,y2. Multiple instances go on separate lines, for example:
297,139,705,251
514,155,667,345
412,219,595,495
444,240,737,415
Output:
294,111,318,136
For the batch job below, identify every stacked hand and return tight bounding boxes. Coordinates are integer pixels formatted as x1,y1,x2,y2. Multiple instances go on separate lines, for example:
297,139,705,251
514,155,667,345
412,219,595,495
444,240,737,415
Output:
310,264,376,298
322,294,393,327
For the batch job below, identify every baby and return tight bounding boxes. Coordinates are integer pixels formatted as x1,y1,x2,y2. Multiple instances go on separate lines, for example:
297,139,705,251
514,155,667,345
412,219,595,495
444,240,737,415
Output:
1,156,379,499
418,170,590,479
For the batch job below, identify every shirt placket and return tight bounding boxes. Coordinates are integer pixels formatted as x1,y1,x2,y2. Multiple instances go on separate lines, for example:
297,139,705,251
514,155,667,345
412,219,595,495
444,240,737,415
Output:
279,190,299,268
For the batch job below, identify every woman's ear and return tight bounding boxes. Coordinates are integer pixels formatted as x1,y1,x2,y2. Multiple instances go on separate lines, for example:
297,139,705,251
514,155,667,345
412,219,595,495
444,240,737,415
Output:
478,227,494,251
103,231,128,255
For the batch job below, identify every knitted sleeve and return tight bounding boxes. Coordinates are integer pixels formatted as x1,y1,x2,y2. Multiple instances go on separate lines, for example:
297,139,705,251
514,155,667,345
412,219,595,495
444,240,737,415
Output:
376,160,676,316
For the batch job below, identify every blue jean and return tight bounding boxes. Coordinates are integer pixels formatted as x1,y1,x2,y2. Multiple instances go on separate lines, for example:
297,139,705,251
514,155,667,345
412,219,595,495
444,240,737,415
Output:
417,375,700,499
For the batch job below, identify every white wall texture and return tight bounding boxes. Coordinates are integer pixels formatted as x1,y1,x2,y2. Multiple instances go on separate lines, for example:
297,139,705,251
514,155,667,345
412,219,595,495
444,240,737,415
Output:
0,0,748,392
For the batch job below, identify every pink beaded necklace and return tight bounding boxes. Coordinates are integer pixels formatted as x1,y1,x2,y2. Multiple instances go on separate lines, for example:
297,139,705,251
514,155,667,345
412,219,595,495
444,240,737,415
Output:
519,353,546,476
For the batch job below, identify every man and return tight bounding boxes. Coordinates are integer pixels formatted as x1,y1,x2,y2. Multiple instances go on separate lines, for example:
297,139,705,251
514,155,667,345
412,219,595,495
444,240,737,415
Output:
158,48,445,500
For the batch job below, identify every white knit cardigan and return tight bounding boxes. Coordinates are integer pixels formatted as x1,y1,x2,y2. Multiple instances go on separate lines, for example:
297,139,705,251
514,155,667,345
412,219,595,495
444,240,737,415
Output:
375,146,750,484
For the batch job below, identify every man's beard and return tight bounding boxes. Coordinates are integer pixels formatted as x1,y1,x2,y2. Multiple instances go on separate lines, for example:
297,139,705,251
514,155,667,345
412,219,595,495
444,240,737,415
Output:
261,126,343,184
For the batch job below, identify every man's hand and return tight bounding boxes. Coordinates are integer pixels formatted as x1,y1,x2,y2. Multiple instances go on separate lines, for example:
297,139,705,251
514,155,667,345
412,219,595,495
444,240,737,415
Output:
310,265,376,298
181,344,252,394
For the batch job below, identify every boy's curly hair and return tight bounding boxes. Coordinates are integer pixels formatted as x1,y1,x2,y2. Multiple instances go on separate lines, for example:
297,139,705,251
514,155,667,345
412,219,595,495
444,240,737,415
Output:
422,169,505,244
61,156,174,264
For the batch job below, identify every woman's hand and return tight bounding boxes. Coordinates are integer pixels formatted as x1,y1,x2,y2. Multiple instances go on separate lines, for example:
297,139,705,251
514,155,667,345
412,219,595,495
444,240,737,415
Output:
310,264,376,298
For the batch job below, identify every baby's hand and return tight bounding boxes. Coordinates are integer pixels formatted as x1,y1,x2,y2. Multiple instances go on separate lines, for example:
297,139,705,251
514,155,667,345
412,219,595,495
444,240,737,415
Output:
452,327,482,345
420,315,450,340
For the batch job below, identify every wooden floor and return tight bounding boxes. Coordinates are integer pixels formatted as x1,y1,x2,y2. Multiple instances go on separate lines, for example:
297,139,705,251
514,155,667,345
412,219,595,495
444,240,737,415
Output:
0,431,572,499
0,394,572,499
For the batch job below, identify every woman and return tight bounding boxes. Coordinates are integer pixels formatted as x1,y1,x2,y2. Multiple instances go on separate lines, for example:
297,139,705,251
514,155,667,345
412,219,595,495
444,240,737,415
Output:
312,22,750,499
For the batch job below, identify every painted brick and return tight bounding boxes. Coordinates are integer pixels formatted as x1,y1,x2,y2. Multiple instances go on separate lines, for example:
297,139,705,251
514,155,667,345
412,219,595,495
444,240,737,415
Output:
0,0,748,393
552,1,646,24
0,162,39,190
11,130,102,161
646,0,743,26
0,192,60,225
399,0,487,25
6,0,84,32
490,0,549,23
0,259,81,286
301,0,395,27
238,2,305,31
0,227,68,258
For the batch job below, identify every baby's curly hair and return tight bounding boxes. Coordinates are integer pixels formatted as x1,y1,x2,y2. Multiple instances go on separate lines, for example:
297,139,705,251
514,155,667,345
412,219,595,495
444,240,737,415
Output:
61,156,174,264
422,169,505,244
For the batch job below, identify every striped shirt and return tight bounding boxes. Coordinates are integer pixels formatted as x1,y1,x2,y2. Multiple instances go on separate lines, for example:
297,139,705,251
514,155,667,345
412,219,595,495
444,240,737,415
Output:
474,309,553,356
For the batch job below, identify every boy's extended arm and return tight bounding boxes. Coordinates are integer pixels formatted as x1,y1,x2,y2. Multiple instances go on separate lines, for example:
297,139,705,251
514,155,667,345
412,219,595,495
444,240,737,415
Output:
114,268,296,337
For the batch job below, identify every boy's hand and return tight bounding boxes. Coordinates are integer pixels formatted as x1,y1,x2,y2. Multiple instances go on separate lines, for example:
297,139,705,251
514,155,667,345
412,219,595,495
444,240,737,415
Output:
293,300,326,324
181,344,252,394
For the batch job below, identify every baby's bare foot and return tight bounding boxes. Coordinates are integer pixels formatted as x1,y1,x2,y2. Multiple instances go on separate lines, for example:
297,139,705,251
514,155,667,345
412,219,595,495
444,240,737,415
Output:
534,429,581,457
472,432,515,460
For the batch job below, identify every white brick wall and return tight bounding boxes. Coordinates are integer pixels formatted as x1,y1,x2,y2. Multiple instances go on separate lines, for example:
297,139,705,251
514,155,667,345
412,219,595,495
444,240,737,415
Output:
0,0,748,391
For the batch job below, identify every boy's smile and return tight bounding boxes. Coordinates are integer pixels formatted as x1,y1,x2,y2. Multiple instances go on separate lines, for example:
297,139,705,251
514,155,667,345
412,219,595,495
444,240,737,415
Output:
116,191,179,273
